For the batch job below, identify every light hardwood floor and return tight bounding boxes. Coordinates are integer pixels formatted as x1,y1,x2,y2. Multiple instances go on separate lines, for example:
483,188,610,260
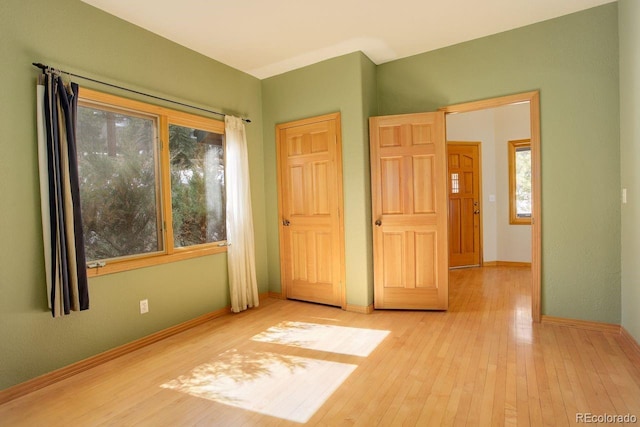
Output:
1,266,639,426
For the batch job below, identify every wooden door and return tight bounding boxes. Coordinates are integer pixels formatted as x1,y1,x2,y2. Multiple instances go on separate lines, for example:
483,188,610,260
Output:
276,113,345,308
447,143,481,267
369,112,448,310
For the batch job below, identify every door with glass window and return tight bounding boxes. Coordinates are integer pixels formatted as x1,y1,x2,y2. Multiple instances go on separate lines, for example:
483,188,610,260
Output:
447,142,481,267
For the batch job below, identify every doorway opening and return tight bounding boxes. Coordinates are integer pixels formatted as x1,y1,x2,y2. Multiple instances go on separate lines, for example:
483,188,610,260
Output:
440,91,542,322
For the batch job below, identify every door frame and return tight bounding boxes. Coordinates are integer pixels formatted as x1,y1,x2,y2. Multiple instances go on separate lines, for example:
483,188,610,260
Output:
446,141,483,268
440,91,541,322
275,112,347,310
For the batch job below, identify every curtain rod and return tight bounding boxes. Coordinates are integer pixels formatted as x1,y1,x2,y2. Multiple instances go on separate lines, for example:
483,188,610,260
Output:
32,62,251,123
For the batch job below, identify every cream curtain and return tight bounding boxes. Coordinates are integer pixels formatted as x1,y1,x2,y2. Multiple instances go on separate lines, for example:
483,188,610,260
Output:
224,116,259,312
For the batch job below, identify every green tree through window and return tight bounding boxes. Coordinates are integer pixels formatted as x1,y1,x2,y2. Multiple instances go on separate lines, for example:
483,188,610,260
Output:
76,88,227,275
77,106,161,261
169,124,226,247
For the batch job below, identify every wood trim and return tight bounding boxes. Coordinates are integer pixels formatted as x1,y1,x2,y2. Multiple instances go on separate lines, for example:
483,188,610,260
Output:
441,91,542,322
620,327,640,359
86,245,227,277
160,114,175,256
0,306,232,405
268,291,286,300
530,92,542,323
540,315,621,334
79,88,226,130
483,261,531,268
79,87,229,278
268,291,367,315
275,112,341,129
333,114,347,310
439,91,540,114
346,303,375,314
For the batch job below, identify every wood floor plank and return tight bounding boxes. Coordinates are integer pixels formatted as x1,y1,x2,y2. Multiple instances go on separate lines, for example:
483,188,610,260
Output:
538,325,570,426
1,266,639,426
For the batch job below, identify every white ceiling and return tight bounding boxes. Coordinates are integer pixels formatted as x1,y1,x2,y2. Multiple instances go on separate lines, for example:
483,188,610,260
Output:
81,0,616,80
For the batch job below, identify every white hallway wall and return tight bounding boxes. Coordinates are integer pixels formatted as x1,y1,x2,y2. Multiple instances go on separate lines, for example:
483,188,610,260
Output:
446,103,531,263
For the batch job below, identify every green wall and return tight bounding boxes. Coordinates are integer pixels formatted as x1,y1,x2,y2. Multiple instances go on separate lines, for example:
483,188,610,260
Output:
377,4,621,324
261,52,377,307
619,0,640,343
0,0,266,390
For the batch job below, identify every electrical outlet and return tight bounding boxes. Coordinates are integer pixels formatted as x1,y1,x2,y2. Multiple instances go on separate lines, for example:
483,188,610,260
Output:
139,299,149,314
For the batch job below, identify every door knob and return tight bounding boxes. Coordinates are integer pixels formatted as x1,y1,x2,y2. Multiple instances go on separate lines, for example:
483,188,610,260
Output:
474,209,480,214
283,219,291,226
375,219,382,227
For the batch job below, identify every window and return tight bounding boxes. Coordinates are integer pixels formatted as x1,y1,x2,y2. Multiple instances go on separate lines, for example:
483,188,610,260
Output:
76,88,227,276
169,123,226,248
451,173,460,194
508,139,532,225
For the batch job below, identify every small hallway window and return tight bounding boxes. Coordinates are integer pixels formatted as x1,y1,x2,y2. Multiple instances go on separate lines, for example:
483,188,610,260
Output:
508,139,531,225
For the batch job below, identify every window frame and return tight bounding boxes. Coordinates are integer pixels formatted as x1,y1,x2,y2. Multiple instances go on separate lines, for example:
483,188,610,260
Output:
78,88,227,277
508,138,532,225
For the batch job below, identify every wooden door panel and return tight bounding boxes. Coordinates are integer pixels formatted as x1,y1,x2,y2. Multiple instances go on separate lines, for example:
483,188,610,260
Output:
289,230,334,281
415,231,437,289
287,135,304,156
380,126,402,147
312,161,330,215
277,113,345,308
370,112,448,310
378,288,441,310
380,158,403,215
288,165,306,215
411,123,433,145
449,153,460,169
461,154,473,168
382,232,405,288
291,231,308,281
287,229,337,304
315,232,333,284
412,155,435,214
449,199,461,254
311,131,330,153
462,171,474,195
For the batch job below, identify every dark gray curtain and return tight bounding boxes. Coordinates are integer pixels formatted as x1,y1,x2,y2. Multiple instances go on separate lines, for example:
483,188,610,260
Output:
37,70,89,317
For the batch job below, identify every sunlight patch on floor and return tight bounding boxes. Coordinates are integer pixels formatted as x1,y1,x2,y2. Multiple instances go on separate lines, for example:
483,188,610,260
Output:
161,349,357,423
251,321,390,357
514,303,533,343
